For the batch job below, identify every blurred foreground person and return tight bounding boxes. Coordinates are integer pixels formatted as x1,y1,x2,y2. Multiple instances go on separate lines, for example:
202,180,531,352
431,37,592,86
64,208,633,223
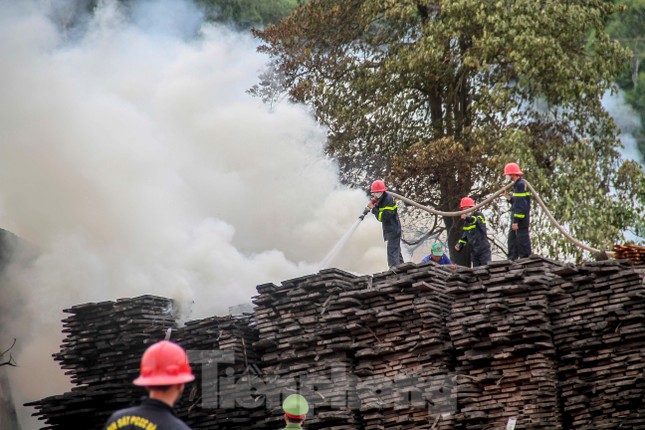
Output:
103,340,195,430
281,393,309,429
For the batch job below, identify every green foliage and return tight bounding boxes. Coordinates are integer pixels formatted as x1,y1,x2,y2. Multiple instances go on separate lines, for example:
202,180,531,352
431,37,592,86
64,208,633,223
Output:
256,0,645,260
80,0,299,30
197,0,299,29
607,0,645,157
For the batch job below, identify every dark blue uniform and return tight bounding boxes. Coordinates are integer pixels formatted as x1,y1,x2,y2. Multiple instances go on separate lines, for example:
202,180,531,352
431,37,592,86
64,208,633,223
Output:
371,191,404,268
421,253,452,265
456,210,491,267
508,178,532,260
103,398,191,430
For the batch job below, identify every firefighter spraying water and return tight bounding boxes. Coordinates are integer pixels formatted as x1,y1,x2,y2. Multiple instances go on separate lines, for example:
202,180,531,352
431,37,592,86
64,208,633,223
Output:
320,180,404,269
319,162,615,271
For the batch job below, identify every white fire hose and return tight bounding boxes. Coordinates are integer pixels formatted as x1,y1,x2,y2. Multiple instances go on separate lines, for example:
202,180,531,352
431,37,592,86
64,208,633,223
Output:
387,180,614,258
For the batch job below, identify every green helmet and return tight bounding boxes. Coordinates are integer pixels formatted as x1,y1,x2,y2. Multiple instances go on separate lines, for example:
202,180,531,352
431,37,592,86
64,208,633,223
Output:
431,242,443,256
283,394,309,418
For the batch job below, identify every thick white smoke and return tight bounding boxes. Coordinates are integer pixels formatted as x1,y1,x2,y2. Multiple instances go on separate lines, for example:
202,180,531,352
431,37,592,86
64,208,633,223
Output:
603,89,644,164
0,0,386,428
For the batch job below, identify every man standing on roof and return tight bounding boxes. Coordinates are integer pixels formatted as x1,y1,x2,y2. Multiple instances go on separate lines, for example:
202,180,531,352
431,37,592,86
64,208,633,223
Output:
454,197,491,267
367,179,404,269
103,340,195,430
281,394,309,429
502,162,532,260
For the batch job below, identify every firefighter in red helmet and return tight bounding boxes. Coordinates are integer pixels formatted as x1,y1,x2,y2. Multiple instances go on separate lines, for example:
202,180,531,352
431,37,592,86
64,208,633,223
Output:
502,162,532,260
103,340,195,430
454,196,491,267
367,180,404,269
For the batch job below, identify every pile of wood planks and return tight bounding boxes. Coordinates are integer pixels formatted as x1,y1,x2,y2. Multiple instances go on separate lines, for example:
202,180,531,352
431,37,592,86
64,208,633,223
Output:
253,263,458,430
253,268,365,429
350,263,456,430
26,295,178,429
612,243,645,265
549,261,645,429
26,296,259,430
25,256,645,430
447,257,564,430
172,314,260,429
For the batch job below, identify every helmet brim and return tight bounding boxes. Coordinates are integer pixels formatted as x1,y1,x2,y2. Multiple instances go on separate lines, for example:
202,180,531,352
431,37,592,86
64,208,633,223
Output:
133,374,195,386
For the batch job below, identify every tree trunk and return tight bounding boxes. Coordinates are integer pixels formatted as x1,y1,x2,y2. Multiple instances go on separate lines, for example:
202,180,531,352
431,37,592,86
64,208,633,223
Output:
444,215,471,267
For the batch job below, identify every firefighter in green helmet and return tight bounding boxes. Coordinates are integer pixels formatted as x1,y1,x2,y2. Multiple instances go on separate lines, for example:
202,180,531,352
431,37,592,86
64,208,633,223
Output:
281,394,309,429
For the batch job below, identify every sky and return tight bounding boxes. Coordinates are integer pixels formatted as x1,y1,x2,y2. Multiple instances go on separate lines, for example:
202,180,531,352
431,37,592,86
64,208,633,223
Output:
0,1,386,428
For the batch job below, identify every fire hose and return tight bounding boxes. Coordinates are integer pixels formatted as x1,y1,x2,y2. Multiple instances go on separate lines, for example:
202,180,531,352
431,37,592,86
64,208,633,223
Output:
385,180,614,258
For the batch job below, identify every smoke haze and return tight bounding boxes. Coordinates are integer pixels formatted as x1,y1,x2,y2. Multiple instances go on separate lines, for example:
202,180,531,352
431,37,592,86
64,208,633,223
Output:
0,0,385,428
603,90,644,164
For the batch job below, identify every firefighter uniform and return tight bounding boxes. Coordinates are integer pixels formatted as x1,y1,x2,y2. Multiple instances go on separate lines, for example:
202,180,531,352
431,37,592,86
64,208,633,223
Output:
103,340,195,430
508,177,532,260
104,398,191,430
371,190,404,269
456,210,491,267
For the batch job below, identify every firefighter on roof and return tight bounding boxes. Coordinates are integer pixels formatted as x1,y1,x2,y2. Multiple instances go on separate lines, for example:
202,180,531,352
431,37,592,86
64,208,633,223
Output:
455,197,492,267
367,179,404,269
502,162,532,260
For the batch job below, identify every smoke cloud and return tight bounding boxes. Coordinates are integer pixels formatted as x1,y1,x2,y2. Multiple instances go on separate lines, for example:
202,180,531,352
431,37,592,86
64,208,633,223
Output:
0,0,385,428
602,89,644,165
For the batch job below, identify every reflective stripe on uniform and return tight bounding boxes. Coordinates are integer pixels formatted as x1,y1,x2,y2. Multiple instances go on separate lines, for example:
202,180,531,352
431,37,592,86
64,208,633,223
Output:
463,215,486,231
513,192,530,197
514,213,525,219
377,205,397,221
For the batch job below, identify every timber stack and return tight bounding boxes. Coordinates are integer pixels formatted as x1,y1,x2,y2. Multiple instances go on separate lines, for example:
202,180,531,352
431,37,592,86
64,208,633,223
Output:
447,258,564,429
26,257,645,429
549,261,645,429
253,269,364,429
253,264,456,430
612,243,645,265
26,295,177,429
25,296,259,430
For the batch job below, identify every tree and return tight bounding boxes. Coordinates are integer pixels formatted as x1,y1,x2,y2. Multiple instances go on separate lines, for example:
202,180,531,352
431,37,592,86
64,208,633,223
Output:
255,0,645,263
198,0,300,29
607,0,645,158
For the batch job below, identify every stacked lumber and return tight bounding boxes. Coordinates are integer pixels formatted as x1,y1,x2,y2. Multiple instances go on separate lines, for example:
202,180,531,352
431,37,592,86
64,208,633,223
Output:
26,295,178,429
252,262,459,430
252,268,364,430
350,262,456,430
24,257,645,430
26,296,261,430
447,256,564,429
549,261,645,429
612,243,645,265
171,314,260,429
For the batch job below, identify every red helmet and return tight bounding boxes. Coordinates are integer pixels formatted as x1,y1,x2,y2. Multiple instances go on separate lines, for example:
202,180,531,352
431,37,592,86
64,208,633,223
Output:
503,162,523,176
459,197,475,209
133,341,195,386
370,180,387,193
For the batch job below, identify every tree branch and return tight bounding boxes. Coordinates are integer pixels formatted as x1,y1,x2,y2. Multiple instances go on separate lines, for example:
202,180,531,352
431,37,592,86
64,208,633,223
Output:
0,338,17,367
